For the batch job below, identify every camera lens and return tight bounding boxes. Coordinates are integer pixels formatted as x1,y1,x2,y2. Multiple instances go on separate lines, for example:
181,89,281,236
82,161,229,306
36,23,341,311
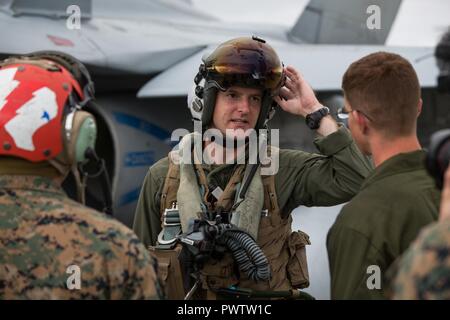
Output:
426,129,450,189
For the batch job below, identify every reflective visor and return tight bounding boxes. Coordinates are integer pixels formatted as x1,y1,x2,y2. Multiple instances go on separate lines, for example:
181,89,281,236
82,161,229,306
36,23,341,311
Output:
204,37,284,94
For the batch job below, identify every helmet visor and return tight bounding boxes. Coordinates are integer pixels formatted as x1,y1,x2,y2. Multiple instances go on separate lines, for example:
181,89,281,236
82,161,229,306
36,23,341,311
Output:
204,37,284,95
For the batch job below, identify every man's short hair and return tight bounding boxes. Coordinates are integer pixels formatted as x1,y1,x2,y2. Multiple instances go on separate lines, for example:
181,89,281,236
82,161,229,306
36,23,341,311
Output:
342,51,420,137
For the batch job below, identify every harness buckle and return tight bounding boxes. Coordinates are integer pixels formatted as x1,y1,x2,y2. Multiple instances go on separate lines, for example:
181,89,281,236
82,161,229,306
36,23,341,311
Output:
157,202,182,246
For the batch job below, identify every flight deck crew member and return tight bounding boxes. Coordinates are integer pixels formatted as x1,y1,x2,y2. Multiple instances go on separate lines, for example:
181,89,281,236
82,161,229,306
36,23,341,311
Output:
0,52,162,299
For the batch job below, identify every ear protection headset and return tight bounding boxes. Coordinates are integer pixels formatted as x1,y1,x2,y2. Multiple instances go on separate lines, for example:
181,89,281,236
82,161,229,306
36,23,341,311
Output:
0,52,100,207
64,109,97,164
0,52,113,213
23,51,97,165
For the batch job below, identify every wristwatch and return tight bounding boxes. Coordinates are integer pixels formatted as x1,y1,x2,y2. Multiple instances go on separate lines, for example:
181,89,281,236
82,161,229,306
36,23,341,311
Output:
305,106,330,130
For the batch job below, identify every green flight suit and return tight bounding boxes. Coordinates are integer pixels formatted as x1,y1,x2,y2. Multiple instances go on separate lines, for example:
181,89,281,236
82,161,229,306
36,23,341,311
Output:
327,150,440,300
133,125,373,247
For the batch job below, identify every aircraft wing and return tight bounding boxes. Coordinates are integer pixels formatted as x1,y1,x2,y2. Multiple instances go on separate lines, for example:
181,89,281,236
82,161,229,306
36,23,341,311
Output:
0,13,207,74
0,0,217,75
137,47,214,97
138,44,439,98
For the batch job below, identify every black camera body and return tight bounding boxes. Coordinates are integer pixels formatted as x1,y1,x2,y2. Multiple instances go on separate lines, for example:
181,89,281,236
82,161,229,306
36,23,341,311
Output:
426,129,450,189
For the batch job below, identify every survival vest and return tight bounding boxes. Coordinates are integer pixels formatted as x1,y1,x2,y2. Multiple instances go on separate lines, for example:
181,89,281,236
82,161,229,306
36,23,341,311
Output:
149,154,311,300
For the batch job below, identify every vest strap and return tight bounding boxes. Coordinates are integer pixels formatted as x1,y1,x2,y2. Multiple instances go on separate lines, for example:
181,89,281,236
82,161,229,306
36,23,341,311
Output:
156,203,182,250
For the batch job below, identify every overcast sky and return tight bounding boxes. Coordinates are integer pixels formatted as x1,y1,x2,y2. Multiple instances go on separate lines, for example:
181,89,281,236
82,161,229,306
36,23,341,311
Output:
192,0,450,46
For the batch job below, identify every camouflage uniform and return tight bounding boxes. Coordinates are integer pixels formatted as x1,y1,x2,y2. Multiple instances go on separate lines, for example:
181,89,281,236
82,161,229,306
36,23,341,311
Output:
391,219,450,300
0,175,162,299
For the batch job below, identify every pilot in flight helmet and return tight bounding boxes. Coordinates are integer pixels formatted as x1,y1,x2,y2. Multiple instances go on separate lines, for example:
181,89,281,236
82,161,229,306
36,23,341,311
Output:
187,36,285,130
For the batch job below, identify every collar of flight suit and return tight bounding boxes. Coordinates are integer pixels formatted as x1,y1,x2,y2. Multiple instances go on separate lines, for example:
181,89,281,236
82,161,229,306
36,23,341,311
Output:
360,149,427,190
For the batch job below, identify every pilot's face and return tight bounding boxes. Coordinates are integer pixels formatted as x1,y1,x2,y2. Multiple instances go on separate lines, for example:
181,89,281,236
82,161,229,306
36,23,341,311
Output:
211,86,262,138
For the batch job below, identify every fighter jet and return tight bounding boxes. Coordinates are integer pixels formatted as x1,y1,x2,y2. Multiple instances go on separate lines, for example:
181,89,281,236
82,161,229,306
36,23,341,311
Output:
1,0,449,300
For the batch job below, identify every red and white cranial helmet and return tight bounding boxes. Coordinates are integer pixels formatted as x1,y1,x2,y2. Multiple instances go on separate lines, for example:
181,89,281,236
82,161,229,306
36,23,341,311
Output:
0,60,83,162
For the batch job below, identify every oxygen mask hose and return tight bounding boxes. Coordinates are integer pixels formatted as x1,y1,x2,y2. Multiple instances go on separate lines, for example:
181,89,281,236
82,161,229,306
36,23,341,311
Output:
217,225,271,282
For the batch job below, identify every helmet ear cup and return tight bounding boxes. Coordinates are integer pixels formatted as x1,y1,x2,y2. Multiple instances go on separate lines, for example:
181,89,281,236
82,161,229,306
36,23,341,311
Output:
66,111,97,165
188,84,203,122
188,77,218,127
201,83,218,127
